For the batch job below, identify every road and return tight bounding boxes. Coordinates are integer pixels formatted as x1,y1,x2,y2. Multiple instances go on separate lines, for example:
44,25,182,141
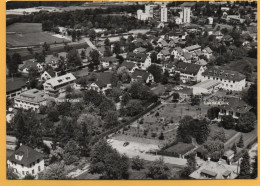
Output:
83,37,97,50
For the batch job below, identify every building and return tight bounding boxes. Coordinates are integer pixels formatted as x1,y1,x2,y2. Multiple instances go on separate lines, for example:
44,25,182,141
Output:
40,69,58,81
179,2,195,24
100,56,119,69
126,52,152,70
201,68,246,91
43,73,76,97
192,80,222,95
218,97,252,120
14,89,47,112
161,2,168,22
120,61,138,73
88,72,112,94
189,160,239,179
175,62,205,83
183,44,202,54
131,70,154,84
202,47,213,59
19,60,43,74
6,77,28,98
7,145,45,178
137,4,153,21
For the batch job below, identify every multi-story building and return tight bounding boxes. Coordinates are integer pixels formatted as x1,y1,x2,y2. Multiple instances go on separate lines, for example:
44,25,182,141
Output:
126,52,152,70
14,89,47,112
43,73,76,97
161,3,168,22
179,2,195,24
137,4,154,21
201,68,246,91
7,145,45,178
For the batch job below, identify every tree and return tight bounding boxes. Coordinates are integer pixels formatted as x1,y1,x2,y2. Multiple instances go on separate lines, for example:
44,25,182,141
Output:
147,64,162,83
7,168,19,180
236,112,256,132
80,50,86,59
104,46,112,57
89,49,100,67
7,53,21,76
38,162,68,180
63,140,81,165
180,153,196,178
161,70,169,84
244,84,257,112
104,110,119,129
146,158,171,179
131,156,145,170
47,108,60,122
28,66,39,88
113,42,121,55
104,38,110,46
239,151,251,179
191,96,200,106
124,100,144,116
207,107,220,120
23,174,35,180
231,143,237,154
89,29,96,41
220,115,235,129
67,49,82,69
172,93,180,103
121,92,131,106
212,128,226,142
237,135,244,148
251,155,257,179
177,116,194,143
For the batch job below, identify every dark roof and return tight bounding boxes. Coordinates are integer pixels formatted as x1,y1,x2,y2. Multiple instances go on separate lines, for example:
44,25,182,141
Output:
20,60,39,70
127,52,148,63
223,170,231,177
176,62,202,75
72,68,89,78
94,72,113,87
46,69,56,77
201,169,217,177
8,145,44,167
6,77,27,93
100,56,119,62
132,70,151,82
217,97,252,114
121,61,136,70
180,2,196,7
202,68,246,81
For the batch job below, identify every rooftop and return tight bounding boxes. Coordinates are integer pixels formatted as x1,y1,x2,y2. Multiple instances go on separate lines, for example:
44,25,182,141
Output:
6,77,27,93
44,73,76,87
202,68,246,82
8,145,45,167
193,80,221,90
14,88,46,103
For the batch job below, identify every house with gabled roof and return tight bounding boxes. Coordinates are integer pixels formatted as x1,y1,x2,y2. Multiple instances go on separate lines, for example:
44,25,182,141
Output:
202,47,213,59
89,72,113,94
40,69,58,81
183,44,202,55
19,59,43,74
120,61,138,73
43,73,76,97
100,56,119,70
133,47,147,54
175,62,205,83
171,47,184,60
201,68,246,91
6,77,28,99
126,52,151,70
131,70,154,84
157,39,168,48
157,48,171,60
7,145,45,178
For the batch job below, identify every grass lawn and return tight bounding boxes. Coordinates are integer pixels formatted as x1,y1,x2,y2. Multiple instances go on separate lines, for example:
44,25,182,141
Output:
164,142,195,155
7,23,43,33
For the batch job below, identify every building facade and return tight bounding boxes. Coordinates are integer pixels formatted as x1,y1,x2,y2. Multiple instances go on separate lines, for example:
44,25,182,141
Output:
161,3,168,22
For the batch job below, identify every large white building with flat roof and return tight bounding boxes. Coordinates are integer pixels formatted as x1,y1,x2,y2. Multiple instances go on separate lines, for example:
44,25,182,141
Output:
14,89,47,112
43,73,76,97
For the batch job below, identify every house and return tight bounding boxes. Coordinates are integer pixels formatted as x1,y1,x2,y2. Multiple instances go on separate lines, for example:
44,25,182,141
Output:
189,160,239,179
162,61,176,74
157,49,171,60
120,61,138,73
133,47,147,54
196,59,207,66
168,38,179,47
131,70,154,84
6,77,28,98
192,80,222,95
88,72,113,94
14,89,47,112
218,97,252,120
45,54,60,69
19,59,43,74
100,56,119,69
7,145,45,178
40,69,58,81
157,39,168,48
171,47,184,59
180,52,192,63
213,31,224,40
221,34,234,43
43,73,76,97
175,62,205,83
183,44,201,54
202,47,213,59
201,68,246,91
172,86,193,101
126,52,151,70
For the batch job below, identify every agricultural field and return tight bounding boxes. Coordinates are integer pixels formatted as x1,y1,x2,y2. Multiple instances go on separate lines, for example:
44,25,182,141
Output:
7,23,69,47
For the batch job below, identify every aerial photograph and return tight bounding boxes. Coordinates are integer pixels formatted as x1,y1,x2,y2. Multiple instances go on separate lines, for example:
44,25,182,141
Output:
6,1,257,180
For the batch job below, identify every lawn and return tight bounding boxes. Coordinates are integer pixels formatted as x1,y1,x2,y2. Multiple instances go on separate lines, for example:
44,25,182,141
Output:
164,142,195,155
7,23,43,33
7,32,68,47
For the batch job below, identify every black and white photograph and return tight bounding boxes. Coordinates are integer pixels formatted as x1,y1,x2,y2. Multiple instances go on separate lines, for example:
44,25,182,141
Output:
6,1,257,180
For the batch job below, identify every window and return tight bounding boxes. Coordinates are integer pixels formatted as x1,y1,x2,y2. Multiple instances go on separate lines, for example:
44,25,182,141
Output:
37,159,40,163
22,171,24,175
32,170,34,174
26,171,29,175
38,166,41,171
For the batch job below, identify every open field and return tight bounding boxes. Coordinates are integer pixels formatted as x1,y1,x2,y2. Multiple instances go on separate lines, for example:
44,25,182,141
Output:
7,23,43,33
164,142,195,155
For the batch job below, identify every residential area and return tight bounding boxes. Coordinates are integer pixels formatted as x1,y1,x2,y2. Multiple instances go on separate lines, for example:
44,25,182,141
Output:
6,1,257,180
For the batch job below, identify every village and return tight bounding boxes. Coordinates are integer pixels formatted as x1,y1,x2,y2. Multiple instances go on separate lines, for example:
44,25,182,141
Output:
6,1,257,180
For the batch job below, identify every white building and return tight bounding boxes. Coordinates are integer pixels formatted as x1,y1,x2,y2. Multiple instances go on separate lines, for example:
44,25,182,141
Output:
161,3,168,22
137,4,153,21
192,80,222,95
7,145,45,178
201,68,246,91
43,73,76,97
14,89,47,112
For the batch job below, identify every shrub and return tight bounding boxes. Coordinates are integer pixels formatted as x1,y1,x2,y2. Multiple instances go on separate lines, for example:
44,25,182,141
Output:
131,156,145,170
155,112,160,117
151,133,157,138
